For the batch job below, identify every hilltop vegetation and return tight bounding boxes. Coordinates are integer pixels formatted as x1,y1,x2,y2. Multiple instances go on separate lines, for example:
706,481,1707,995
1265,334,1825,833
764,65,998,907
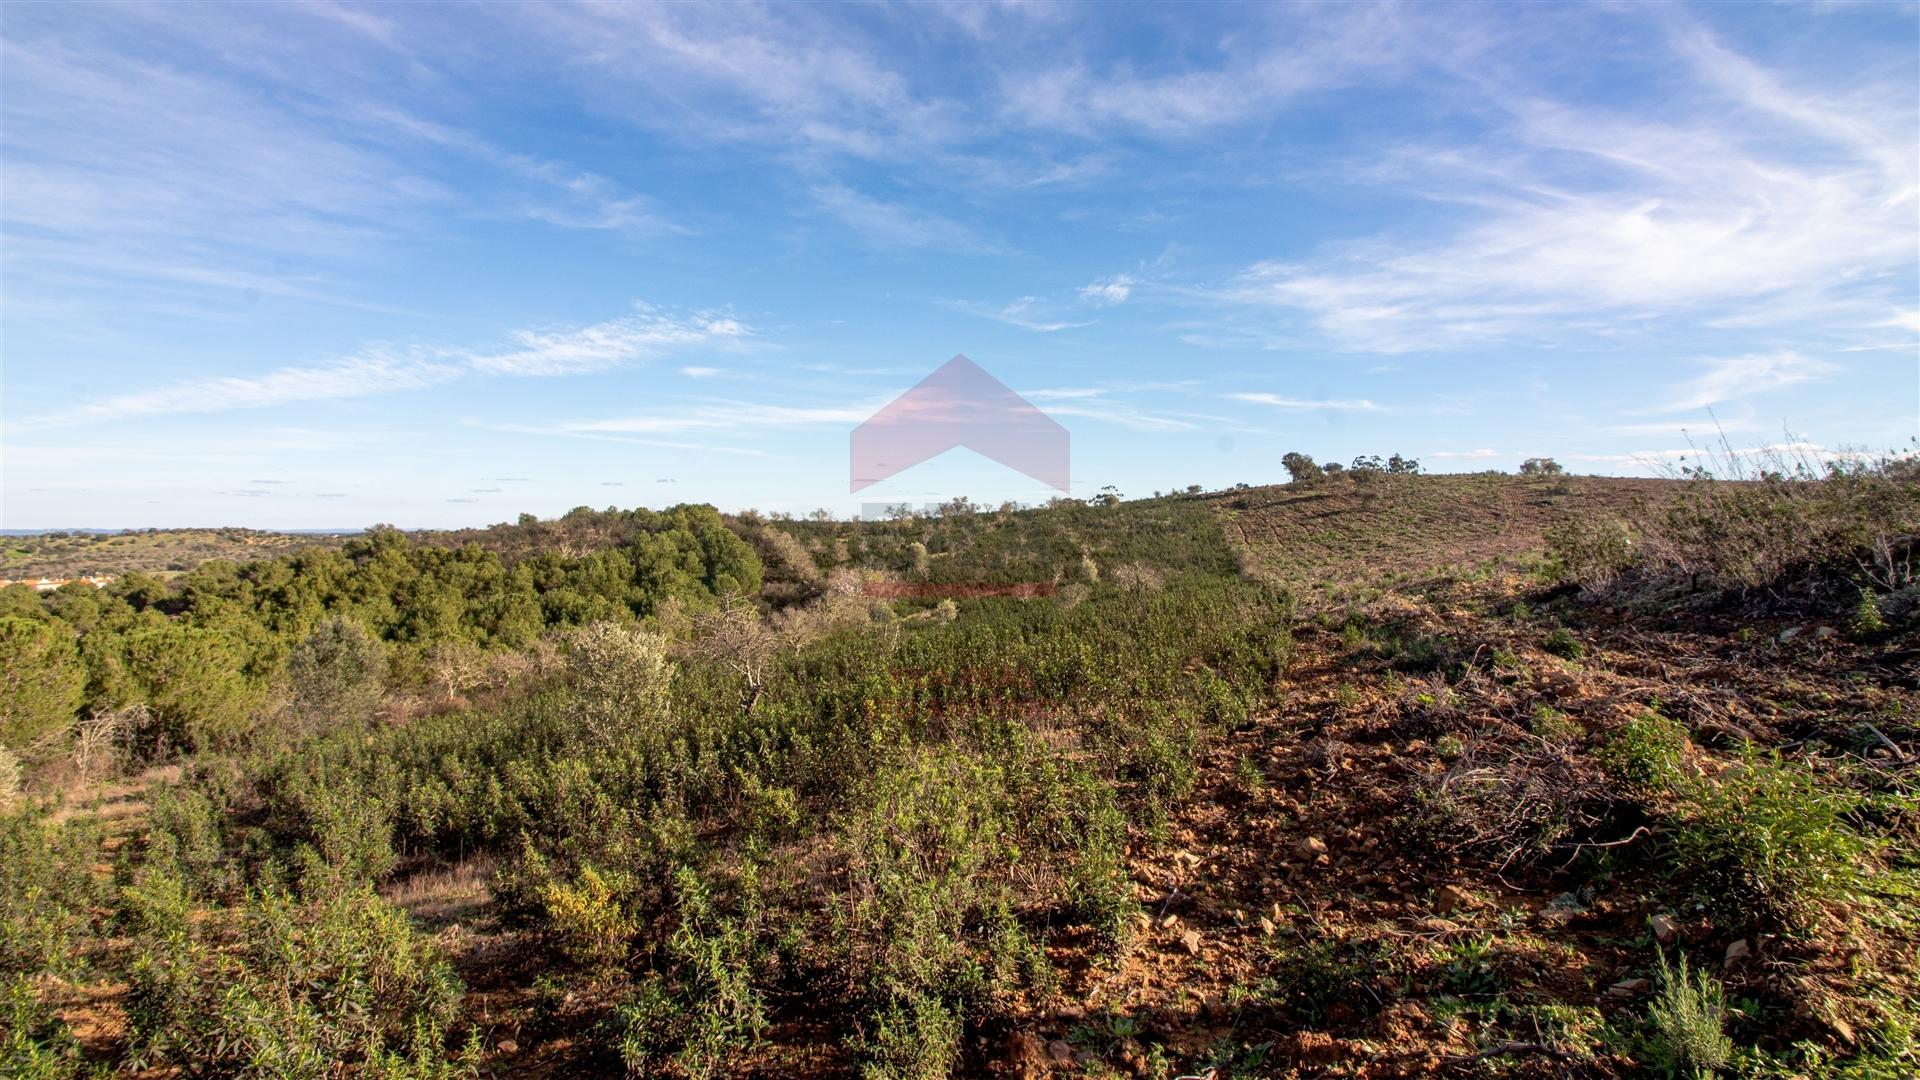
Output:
2,462,1917,1078
1,528,348,582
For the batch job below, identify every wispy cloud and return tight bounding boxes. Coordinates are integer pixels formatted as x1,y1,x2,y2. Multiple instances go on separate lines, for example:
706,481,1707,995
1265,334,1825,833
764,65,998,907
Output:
1230,392,1384,412
1430,448,1501,459
519,401,871,435
1206,19,1917,352
0,9,678,318
810,184,1001,253
470,310,748,377
1001,6,1440,138
23,306,749,427
1043,402,1193,431
1647,352,1838,414
27,353,462,429
946,295,1092,333
1567,441,1876,467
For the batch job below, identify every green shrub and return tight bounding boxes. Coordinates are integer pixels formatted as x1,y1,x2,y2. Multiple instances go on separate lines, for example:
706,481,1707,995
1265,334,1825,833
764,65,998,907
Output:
564,621,673,748
1644,950,1733,1077
0,809,107,980
853,994,962,1080
1282,452,1324,485
1244,938,1376,1026
609,867,765,1080
124,623,264,752
833,749,1046,1007
1,975,84,1080
123,881,467,1078
1542,626,1584,660
1669,752,1871,931
284,616,386,737
540,862,638,970
0,617,85,753
1599,712,1690,799
1851,589,1888,638
1529,705,1585,744
1544,515,1637,587
1438,933,1502,998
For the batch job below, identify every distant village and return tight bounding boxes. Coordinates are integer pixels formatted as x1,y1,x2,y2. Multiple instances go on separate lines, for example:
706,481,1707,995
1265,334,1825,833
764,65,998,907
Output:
0,575,114,591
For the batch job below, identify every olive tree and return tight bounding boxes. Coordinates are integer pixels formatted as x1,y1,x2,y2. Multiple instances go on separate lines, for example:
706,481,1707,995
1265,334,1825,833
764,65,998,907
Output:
285,617,386,737
565,621,674,746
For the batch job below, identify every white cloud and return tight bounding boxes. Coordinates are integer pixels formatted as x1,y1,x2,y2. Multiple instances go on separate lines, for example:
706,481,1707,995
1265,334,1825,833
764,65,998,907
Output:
1043,402,1193,431
1079,275,1135,305
0,14,680,318
1000,6,1439,138
810,184,1001,253
1648,352,1838,414
1606,417,1763,437
680,366,724,379
23,352,462,428
1430,448,1501,459
1566,441,1877,468
23,306,749,427
1208,21,1918,352
1230,392,1383,412
1022,387,1109,401
470,310,747,377
948,295,1091,332
540,403,871,434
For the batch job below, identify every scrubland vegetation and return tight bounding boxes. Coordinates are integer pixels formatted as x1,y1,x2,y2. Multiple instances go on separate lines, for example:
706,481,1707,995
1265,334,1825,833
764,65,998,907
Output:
2,456,1916,1077
1,528,348,582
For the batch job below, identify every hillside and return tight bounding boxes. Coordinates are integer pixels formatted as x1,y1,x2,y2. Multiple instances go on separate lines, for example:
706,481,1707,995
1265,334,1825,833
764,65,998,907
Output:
0,527,349,582
3,466,1916,1079
1213,474,1681,597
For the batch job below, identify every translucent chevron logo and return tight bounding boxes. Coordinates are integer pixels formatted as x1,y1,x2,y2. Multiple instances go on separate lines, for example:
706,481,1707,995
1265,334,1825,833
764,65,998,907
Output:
849,354,1070,494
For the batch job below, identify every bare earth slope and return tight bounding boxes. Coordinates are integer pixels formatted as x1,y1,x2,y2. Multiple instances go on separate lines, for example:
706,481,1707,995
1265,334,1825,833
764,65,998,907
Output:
1213,474,1679,598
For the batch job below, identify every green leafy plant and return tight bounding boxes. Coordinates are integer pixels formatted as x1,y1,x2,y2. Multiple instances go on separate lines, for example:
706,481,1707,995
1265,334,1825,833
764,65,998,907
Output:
1668,751,1871,931
1644,950,1733,1077
851,994,961,1080
1599,712,1690,799
1542,626,1585,660
1439,933,1502,998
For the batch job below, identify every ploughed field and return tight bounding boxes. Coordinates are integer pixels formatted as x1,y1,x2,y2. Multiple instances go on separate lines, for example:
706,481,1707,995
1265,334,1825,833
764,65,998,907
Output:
4,470,1915,1078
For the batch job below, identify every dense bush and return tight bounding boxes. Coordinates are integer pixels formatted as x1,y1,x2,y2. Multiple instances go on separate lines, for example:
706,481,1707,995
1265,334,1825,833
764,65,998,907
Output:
9,504,762,763
1668,751,1873,932
0,808,108,981
122,874,469,1078
564,621,674,748
284,616,387,736
2,974,86,1080
1283,452,1324,484
609,867,766,1079
124,622,265,752
0,616,86,753
1598,711,1690,800
1549,450,1920,606
1544,514,1637,588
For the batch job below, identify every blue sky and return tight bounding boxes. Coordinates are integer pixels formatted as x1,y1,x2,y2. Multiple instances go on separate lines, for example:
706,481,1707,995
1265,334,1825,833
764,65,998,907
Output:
1,1,1915,528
